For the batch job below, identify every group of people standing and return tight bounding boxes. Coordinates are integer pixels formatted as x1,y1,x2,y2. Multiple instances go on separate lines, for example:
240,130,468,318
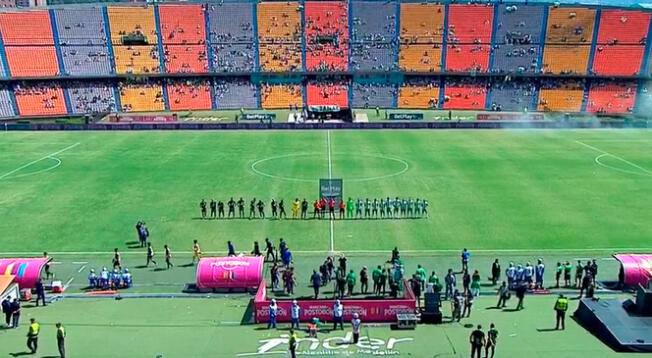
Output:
199,196,429,220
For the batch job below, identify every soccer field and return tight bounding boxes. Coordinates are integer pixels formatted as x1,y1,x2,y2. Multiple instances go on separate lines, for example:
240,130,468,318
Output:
0,129,651,358
1,129,651,254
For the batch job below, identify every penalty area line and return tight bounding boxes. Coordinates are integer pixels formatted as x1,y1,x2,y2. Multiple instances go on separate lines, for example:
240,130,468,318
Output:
0,142,80,180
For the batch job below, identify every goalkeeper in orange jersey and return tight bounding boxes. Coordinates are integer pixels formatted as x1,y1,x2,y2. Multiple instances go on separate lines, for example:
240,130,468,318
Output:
192,240,202,264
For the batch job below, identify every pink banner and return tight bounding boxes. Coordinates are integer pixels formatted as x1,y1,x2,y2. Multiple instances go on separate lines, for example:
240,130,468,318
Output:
0,257,50,289
254,279,417,323
614,254,652,287
196,256,263,289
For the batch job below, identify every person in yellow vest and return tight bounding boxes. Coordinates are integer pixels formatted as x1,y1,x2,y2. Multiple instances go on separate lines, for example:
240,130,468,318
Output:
288,328,298,358
26,318,39,354
56,322,66,358
554,294,569,330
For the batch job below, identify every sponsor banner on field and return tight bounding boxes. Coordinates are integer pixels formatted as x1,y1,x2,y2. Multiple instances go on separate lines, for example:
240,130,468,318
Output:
238,333,413,356
196,256,263,289
389,113,424,121
613,254,652,287
107,114,178,123
0,257,51,289
254,280,416,323
240,113,276,121
476,113,544,121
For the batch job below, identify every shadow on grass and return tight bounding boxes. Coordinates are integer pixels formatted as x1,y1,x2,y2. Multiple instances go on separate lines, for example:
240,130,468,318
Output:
502,308,522,312
152,268,168,272
178,263,195,268
536,328,560,332
9,352,32,357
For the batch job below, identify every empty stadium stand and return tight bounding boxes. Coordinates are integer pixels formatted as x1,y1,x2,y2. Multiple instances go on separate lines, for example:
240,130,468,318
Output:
398,79,439,109
14,82,67,116
118,81,165,112
586,81,636,114
0,2,648,117
54,8,107,45
538,80,585,112
261,83,303,109
257,2,302,72
306,79,349,107
5,46,60,77
351,76,395,108
0,86,16,118
167,78,212,111
66,81,116,114
443,78,488,109
446,5,493,72
305,1,349,72
542,45,591,75
492,5,544,74
214,78,257,109
545,7,596,44
108,7,160,75
399,3,443,72
489,79,538,112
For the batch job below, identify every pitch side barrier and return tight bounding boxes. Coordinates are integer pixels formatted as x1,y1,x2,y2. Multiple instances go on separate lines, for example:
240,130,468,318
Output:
3,120,652,131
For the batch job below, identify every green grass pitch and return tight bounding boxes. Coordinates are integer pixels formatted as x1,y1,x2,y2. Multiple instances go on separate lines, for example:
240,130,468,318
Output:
0,129,651,357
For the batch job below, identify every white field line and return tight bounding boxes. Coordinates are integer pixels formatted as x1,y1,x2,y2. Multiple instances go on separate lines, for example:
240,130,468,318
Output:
575,140,652,175
0,142,80,180
327,130,334,253
77,265,87,273
63,277,75,291
0,248,649,256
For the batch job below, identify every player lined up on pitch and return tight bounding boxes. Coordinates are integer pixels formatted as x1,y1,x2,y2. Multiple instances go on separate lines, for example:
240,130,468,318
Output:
198,197,428,219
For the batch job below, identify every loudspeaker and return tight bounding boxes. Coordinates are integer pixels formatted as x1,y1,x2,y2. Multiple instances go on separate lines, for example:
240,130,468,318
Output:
421,311,442,324
424,292,440,313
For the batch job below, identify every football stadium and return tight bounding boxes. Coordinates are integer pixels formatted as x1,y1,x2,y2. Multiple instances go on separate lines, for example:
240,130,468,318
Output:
1,0,652,357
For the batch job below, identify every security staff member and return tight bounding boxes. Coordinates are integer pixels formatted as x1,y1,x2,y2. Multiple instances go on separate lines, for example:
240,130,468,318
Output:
56,322,66,358
26,318,39,354
554,294,569,330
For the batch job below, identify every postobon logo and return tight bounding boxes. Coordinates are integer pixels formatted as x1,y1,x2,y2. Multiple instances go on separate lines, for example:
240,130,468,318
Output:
237,333,413,356
211,260,251,271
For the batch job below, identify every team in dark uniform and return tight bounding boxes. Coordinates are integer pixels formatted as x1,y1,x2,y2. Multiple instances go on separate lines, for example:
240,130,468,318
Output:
198,197,428,219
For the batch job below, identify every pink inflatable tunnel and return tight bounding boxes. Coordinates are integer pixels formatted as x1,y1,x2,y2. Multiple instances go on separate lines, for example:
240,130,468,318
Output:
0,257,51,289
614,254,652,287
196,256,264,289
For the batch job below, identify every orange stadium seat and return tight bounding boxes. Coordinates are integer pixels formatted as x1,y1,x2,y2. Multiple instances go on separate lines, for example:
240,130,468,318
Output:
5,46,59,77
592,45,644,76
0,10,54,45
445,44,491,72
163,45,208,74
167,79,212,111
107,7,158,45
259,43,302,72
113,45,160,74
447,4,493,44
158,4,206,45
399,44,442,72
305,1,349,71
306,82,348,107
261,84,303,109
397,83,439,109
586,81,636,114
119,83,165,112
538,81,584,112
542,45,590,75
545,7,596,44
14,84,67,116
443,82,487,109
596,10,650,45
400,3,444,44
257,2,302,42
